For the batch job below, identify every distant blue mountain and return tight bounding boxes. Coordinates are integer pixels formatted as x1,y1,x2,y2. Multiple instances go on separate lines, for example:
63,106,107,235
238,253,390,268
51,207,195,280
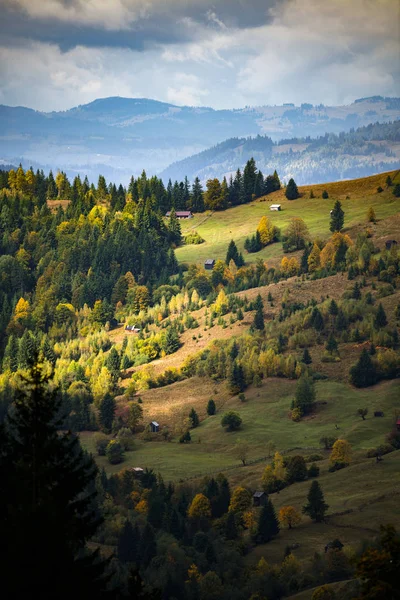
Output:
1,96,399,184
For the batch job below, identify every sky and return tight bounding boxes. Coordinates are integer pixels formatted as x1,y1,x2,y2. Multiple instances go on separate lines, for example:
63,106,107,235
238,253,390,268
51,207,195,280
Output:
0,0,399,112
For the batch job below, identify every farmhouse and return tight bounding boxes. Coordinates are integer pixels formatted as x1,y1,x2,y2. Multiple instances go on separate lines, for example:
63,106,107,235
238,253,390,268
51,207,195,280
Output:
204,258,215,270
150,421,160,433
253,491,267,507
165,210,193,219
129,467,144,476
385,239,397,250
270,204,281,211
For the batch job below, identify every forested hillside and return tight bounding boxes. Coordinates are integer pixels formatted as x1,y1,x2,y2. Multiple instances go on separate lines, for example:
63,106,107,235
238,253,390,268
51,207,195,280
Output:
162,120,400,184
1,166,400,599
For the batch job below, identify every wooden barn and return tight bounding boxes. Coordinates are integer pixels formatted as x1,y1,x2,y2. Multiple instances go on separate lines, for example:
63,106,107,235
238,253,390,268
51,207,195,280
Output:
204,258,215,270
125,324,140,333
270,204,281,211
253,491,267,507
165,210,193,219
150,421,160,433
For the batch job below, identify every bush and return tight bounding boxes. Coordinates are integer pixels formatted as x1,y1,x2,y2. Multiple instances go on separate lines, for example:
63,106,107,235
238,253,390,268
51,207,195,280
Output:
328,462,347,472
105,439,124,464
308,463,320,478
93,432,110,456
306,454,324,462
221,411,242,431
322,190,329,199
184,231,205,245
116,427,135,451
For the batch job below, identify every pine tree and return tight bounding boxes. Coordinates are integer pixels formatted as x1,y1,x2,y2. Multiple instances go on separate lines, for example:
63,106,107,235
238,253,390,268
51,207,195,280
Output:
117,520,139,564
163,326,180,354
226,239,241,267
256,499,280,543
285,178,300,200
330,200,344,232
374,303,388,329
168,208,182,246
303,481,329,522
253,305,265,331
105,347,120,385
311,307,324,331
99,393,116,433
139,523,157,568
207,399,216,415
293,376,315,416
225,510,238,540
229,362,246,394
350,349,377,388
301,347,312,365
325,333,338,355
189,407,199,428
0,363,114,597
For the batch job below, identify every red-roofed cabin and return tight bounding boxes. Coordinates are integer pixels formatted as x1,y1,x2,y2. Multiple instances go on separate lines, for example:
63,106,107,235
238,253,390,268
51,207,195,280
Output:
396,418,400,431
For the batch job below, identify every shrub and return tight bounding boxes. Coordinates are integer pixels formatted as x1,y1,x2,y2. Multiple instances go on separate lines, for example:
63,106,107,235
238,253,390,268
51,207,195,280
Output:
93,432,110,456
105,439,124,464
221,411,242,431
116,427,135,451
306,454,323,462
308,463,320,477
184,231,205,245
366,444,394,458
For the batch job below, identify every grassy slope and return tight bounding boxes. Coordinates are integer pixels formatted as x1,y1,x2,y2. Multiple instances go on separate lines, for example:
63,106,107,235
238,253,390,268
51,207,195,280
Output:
176,170,400,265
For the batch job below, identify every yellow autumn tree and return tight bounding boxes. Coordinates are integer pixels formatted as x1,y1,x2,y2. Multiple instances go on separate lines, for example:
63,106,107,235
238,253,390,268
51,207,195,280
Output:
188,494,211,519
320,241,336,269
135,499,148,514
228,486,252,513
278,506,302,529
288,257,300,276
330,439,352,466
280,256,289,274
367,207,376,223
214,288,228,315
257,216,278,246
308,242,321,272
273,451,287,481
14,297,30,323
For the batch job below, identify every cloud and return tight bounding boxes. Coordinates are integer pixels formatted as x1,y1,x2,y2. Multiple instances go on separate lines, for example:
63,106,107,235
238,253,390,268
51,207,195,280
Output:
0,0,398,111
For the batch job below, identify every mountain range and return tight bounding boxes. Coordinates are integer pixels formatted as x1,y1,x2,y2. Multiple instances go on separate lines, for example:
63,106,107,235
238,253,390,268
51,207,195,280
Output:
1,95,400,184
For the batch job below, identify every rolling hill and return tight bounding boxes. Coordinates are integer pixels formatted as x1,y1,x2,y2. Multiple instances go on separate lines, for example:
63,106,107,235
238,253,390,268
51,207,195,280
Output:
1,95,399,183
162,120,400,185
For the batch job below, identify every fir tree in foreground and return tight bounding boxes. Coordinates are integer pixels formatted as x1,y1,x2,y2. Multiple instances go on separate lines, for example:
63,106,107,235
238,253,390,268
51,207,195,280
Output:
303,481,329,523
0,362,115,598
255,499,280,543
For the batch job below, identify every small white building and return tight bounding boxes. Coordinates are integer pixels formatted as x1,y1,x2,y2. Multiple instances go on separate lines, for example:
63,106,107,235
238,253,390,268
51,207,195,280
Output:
270,204,281,211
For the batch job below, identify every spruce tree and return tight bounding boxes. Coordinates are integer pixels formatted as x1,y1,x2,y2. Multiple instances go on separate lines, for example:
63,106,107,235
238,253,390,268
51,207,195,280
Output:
285,178,300,200
303,481,329,522
256,499,280,543
293,375,315,415
253,305,265,331
117,520,139,564
325,333,338,355
226,240,240,266
330,200,344,232
99,393,116,433
225,510,238,540
0,363,114,598
301,347,312,365
207,399,216,415
374,303,388,329
189,407,200,428
229,362,246,394
350,349,377,388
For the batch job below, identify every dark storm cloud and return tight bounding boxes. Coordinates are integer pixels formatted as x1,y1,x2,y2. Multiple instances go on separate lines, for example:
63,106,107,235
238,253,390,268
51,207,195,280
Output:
0,0,284,51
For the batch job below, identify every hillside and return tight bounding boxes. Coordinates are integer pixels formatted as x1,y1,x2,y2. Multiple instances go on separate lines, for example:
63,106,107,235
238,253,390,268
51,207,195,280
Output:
176,169,400,265
1,96,399,183
162,120,400,184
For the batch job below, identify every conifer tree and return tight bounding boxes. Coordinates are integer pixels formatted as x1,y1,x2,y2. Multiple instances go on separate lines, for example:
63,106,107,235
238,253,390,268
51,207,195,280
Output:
256,499,280,543
301,347,312,365
325,333,338,355
225,510,238,540
253,305,265,331
207,398,216,415
285,178,300,200
226,239,243,267
229,362,246,394
117,520,139,564
0,363,114,597
330,200,344,232
189,407,200,428
99,393,116,433
374,303,388,329
350,349,377,388
293,375,315,416
303,481,329,522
